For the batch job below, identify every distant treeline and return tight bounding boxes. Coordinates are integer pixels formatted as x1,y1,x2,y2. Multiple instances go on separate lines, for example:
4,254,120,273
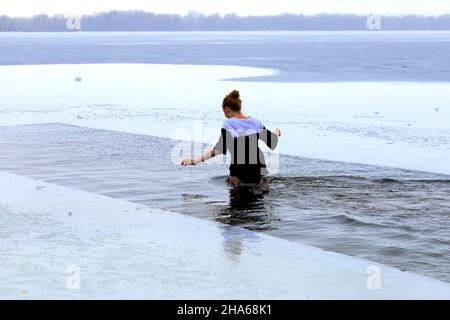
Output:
1,11,450,31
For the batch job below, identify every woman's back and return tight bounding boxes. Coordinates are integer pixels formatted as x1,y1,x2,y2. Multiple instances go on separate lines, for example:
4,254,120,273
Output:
214,116,278,183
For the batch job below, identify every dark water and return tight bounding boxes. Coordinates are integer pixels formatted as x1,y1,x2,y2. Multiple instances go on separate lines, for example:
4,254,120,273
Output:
1,31,450,82
0,123,449,282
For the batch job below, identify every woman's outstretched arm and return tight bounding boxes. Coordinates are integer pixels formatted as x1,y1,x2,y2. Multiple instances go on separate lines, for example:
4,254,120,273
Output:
182,128,229,166
181,147,218,166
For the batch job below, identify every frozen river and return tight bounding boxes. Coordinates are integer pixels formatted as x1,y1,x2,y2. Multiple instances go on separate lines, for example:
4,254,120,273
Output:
0,31,449,297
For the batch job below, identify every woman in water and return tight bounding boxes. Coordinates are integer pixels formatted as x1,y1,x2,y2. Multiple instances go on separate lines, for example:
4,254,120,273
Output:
181,90,281,185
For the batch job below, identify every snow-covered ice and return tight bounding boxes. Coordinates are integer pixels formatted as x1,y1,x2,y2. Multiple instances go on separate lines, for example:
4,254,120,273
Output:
0,63,449,175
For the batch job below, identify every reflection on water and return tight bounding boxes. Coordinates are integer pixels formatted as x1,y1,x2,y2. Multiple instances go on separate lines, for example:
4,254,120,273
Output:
214,185,276,231
0,123,449,283
220,225,262,258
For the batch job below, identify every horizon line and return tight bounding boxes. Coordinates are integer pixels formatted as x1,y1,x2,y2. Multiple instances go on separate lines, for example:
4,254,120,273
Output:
2,10,450,19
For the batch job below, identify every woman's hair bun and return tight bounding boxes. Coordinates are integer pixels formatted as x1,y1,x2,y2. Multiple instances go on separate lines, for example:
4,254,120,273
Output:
229,90,240,99
222,89,242,111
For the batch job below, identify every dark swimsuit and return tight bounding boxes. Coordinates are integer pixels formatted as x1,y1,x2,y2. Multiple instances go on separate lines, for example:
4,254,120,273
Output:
214,127,279,183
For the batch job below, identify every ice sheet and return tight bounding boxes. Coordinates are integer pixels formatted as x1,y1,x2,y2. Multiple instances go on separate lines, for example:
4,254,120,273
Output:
1,63,449,175
1,170,450,299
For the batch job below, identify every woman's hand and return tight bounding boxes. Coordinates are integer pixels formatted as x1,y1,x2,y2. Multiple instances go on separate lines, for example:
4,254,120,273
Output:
181,148,216,166
181,159,196,166
273,128,281,137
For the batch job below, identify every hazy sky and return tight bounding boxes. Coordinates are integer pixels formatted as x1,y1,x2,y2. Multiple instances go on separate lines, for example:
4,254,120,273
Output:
1,0,450,17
